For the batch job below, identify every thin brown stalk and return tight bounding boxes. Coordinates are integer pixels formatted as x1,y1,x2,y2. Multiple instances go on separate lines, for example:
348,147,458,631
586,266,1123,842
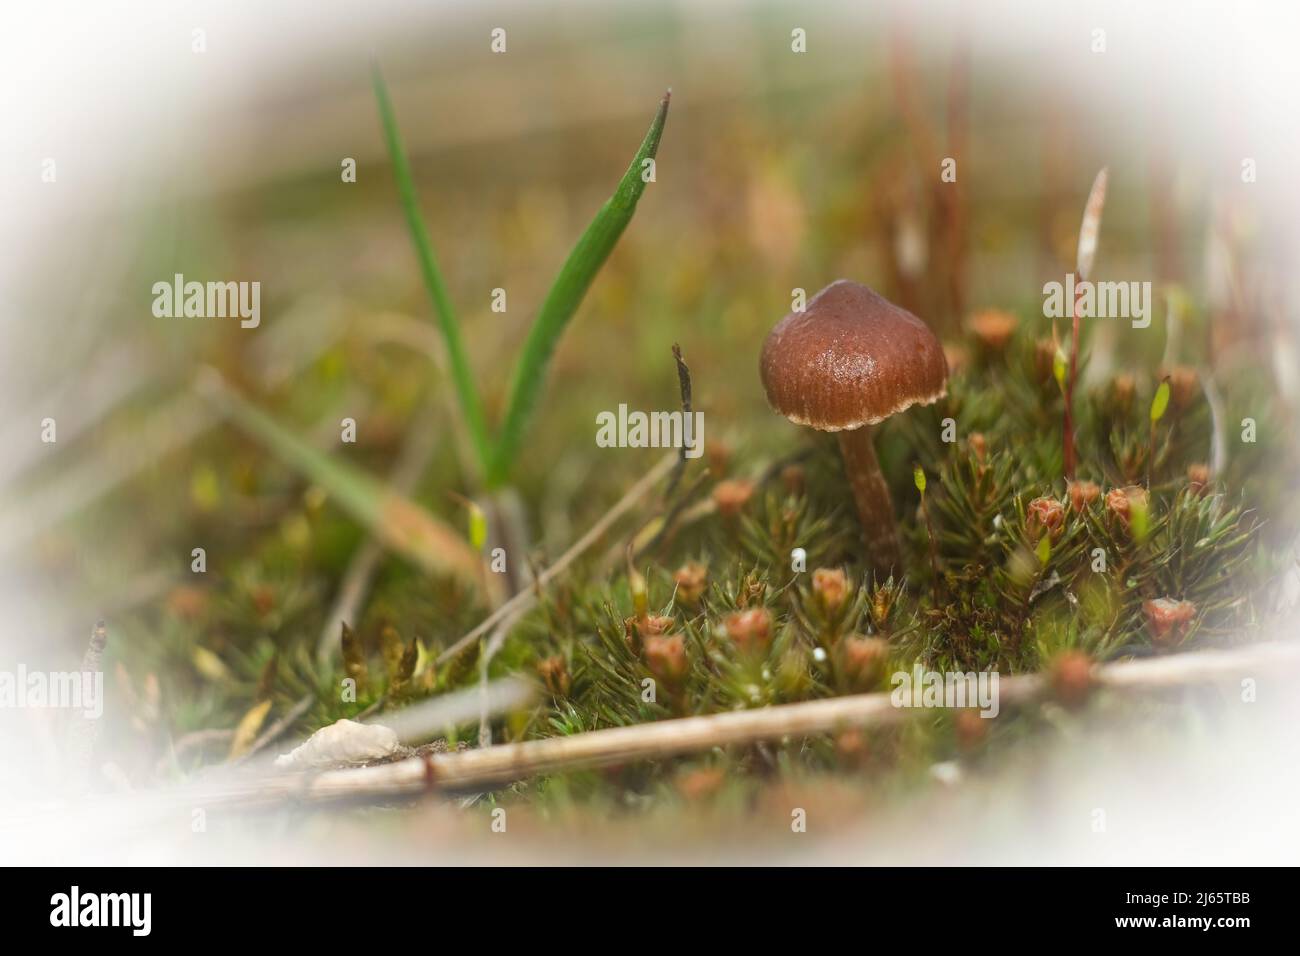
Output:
1063,279,1083,479
1064,168,1109,480
943,23,970,323
435,452,679,665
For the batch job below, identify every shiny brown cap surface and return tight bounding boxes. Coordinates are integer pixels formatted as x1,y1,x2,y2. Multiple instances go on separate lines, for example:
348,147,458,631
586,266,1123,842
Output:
760,280,948,430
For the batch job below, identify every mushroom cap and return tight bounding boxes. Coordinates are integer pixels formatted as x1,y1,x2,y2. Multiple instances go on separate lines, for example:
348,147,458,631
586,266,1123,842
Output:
760,279,948,431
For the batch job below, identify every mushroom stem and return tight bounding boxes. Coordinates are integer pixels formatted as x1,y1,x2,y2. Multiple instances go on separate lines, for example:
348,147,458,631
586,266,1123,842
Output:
837,427,901,574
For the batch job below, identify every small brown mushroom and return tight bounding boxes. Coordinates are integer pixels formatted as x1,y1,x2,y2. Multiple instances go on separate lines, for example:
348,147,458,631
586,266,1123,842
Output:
760,280,948,573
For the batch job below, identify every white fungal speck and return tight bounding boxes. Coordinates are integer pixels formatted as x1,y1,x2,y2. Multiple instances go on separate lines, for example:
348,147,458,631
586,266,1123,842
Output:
929,761,963,787
812,647,828,662
274,718,400,770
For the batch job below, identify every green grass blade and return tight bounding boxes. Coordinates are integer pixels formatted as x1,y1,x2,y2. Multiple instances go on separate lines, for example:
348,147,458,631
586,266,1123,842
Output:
372,65,493,477
488,91,671,486
195,369,488,593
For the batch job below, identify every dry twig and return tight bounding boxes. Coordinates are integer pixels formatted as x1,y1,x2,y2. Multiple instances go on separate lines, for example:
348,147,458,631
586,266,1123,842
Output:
199,639,1300,807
